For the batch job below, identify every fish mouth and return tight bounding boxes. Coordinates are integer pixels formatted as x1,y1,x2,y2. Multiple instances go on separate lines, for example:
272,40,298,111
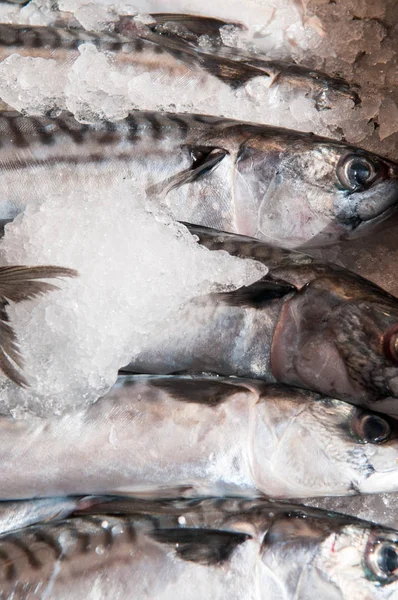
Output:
356,184,398,222
341,181,398,239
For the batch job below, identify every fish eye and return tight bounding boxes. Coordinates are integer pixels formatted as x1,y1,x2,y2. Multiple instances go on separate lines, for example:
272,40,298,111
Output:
367,535,398,583
383,324,398,366
337,154,378,192
352,413,391,444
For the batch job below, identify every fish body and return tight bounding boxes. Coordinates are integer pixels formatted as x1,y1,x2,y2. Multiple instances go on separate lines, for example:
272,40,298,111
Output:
0,374,397,499
0,20,358,107
1,495,398,599
125,225,398,406
0,111,397,248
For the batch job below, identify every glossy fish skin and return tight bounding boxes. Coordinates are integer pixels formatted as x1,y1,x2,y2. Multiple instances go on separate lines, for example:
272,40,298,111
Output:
0,374,398,499
0,112,397,248
1,496,398,599
0,496,102,535
125,225,398,407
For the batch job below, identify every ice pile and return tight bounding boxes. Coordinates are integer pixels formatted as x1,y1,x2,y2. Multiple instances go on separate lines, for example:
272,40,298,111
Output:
0,182,266,416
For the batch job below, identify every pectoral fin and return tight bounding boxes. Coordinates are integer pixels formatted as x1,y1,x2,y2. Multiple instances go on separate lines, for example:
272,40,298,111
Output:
147,147,227,198
151,528,250,565
210,277,296,309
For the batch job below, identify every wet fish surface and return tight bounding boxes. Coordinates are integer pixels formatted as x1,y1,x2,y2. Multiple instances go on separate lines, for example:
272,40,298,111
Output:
0,111,397,248
0,373,398,499
0,495,398,599
124,224,398,408
0,496,104,535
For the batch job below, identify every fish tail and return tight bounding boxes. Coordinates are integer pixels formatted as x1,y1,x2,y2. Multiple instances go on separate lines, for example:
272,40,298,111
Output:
0,265,77,387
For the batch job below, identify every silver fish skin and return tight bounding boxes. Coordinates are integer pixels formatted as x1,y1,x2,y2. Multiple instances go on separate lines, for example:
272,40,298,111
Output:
0,374,398,499
0,111,397,248
125,225,398,407
0,496,102,535
1,496,398,599
0,20,358,110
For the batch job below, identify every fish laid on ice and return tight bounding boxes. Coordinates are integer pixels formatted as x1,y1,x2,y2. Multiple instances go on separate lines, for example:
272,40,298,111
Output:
1,495,398,599
125,224,398,407
0,265,76,387
0,111,397,248
0,374,398,499
0,19,358,109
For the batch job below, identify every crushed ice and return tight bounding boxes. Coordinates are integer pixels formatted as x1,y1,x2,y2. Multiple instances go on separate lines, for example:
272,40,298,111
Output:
0,183,265,416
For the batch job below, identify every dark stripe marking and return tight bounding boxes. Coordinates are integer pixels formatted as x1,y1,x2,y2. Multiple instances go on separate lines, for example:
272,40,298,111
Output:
125,114,140,141
33,530,63,559
0,548,16,582
165,115,190,138
56,117,88,144
8,535,41,570
145,113,163,140
6,116,29,148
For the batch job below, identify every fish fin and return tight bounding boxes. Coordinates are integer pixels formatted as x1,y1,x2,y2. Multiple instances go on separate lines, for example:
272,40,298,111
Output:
147,148,227,197
151,528,250,565
183,222,313,270
74,491,197,515
195,52,266,88
117,13,245,46
0,265,77,387
148,13,245,45
210,277,295,309
148,377,246,406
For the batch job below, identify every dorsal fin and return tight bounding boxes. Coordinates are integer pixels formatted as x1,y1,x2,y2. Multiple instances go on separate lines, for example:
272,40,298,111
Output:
151,528,250,565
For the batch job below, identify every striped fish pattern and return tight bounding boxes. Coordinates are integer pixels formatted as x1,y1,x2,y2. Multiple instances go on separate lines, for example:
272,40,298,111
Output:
0,497,397,599
0,109,397,249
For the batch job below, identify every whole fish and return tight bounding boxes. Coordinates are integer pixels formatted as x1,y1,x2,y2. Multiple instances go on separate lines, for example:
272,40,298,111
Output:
0,19,358,109
124,224,398,407
1,495,398,599
0,265,76,386
0,374,398,499
0,111,397,248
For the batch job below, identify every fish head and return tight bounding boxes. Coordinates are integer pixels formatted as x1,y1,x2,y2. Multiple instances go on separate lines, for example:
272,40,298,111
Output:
235,132,398,247
260,515,398,599
251,389,398,497
271,271,398,405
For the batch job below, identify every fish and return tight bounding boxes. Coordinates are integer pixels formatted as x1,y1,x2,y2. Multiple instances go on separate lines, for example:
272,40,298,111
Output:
0,495,398,599
0,18,358,109
0,111,396,248
0,265,77,387
116,13,357,108
0,373,398,499
123,224,398,408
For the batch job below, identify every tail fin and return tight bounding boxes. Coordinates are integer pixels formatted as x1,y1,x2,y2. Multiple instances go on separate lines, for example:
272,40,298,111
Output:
0,265,77,387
